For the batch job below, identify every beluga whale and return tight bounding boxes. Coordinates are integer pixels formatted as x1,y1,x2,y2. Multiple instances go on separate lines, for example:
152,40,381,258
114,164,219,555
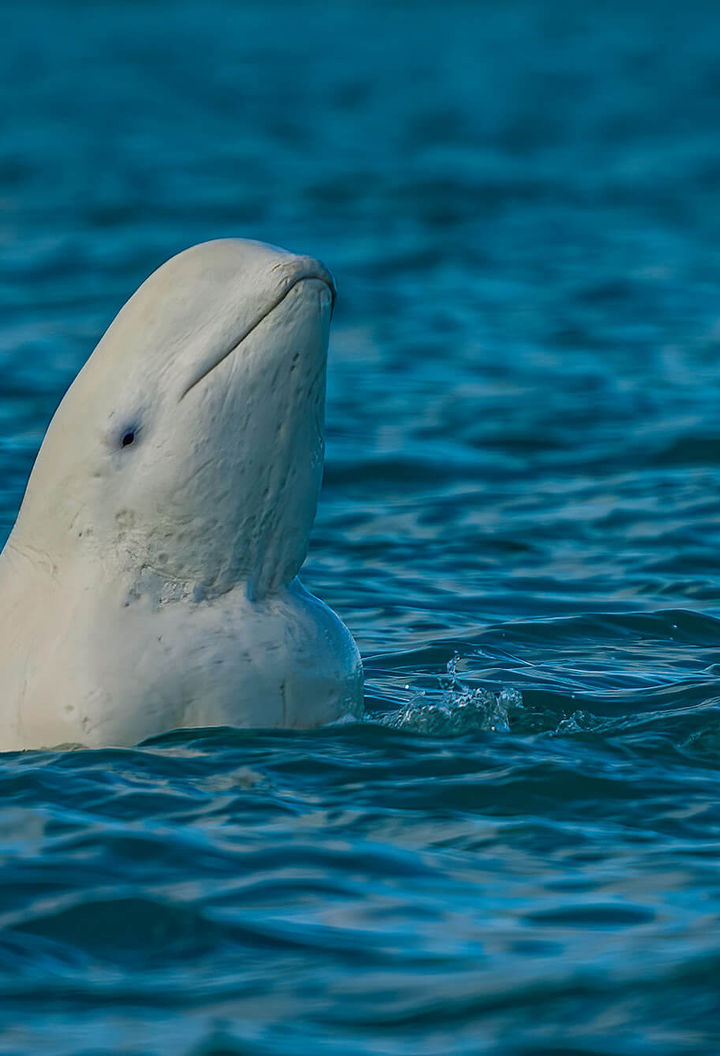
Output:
0,239,363,750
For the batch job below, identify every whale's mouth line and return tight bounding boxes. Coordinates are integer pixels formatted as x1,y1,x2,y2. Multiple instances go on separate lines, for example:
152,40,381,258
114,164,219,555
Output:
179,274,335,401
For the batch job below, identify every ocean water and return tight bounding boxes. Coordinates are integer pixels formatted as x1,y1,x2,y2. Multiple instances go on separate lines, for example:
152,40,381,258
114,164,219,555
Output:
2,0,720,1052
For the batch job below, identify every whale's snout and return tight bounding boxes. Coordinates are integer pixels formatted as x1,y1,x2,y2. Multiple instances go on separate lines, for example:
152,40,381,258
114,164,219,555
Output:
179,243,335,400
273,255,336,315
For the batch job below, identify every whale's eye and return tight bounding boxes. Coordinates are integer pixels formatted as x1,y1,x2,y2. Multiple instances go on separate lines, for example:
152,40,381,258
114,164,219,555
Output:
121,430,135,448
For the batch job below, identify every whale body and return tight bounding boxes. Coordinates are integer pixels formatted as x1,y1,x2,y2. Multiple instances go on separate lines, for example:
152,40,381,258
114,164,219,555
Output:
0,239,363,749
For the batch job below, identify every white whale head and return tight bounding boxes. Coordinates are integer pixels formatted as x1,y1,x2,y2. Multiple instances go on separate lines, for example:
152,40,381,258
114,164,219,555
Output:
11,239,335,599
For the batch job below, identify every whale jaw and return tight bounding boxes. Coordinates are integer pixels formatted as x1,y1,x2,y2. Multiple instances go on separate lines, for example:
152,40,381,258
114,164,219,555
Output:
180,264,335,400
126,274,333,602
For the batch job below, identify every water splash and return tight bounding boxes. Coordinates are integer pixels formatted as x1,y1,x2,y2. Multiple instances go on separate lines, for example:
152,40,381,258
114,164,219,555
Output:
553,708,601,735
377,655,523,734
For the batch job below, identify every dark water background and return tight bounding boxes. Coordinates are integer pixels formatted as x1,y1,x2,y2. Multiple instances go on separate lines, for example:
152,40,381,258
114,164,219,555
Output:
3,1,720,1052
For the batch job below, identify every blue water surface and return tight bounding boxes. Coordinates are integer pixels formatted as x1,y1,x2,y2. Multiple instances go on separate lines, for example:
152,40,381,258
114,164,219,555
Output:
3,1,720,1052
